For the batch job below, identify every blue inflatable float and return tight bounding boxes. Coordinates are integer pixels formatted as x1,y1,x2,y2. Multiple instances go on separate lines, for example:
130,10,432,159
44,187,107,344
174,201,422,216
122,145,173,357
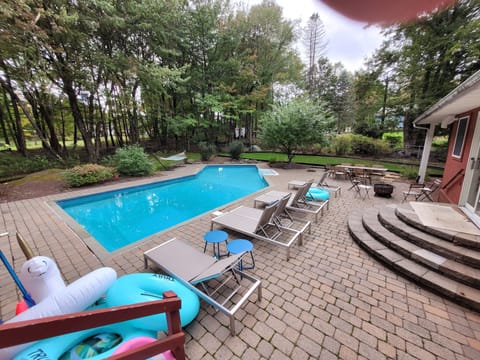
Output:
106,273,200,331
14,273,200,360
14,321,154,360
306,188,330,201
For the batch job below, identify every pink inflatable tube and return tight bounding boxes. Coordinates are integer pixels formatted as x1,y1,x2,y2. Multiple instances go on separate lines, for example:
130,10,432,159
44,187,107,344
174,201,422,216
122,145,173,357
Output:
112,336,175,359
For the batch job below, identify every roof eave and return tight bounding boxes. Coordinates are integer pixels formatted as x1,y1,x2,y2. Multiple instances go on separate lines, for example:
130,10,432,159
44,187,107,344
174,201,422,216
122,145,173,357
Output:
413,70,480,126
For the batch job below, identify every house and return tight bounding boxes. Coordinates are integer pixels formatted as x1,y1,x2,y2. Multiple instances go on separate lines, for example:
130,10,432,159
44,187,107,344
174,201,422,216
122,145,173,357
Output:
414,70,480,225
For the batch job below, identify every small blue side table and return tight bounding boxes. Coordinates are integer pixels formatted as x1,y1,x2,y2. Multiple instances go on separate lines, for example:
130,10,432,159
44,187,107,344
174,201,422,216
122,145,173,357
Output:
226,239,255,271
203,230,228,258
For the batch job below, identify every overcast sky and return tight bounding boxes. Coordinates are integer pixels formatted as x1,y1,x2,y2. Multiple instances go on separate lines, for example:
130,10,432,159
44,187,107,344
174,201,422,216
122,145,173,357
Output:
247,0,385,72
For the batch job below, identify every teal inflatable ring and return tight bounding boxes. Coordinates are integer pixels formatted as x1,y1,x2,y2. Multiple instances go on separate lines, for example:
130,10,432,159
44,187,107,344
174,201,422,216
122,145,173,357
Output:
106,273,200,331
14,323,154,360
306,188,330,201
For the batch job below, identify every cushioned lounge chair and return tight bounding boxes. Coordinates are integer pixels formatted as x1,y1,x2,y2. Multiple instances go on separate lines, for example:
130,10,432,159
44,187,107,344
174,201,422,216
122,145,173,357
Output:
211,202,302,260
272,193,311,241
144,238,262,336
286,182,329,223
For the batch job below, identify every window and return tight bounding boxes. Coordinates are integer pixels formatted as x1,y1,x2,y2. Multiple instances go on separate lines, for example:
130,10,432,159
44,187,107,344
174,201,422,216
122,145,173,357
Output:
452,116,469,158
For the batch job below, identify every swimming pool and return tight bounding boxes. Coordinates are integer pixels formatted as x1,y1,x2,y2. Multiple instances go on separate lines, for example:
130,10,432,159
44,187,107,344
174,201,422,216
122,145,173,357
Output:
57,165,268,252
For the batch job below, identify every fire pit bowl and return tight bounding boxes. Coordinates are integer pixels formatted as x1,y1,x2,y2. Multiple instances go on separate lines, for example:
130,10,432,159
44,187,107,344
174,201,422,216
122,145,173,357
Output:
374,183,394,198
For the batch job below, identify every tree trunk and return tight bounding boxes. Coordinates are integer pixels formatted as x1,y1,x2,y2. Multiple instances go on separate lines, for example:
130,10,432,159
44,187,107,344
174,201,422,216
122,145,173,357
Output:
0,104,10,146
0,77,27,155
63,78,97,162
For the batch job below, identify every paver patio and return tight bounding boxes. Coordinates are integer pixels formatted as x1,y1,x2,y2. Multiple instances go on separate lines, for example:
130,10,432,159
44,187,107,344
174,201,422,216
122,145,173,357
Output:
1,163,480,359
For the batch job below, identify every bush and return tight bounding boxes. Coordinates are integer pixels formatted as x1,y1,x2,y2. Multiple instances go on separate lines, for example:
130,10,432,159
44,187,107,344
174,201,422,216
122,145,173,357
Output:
329,134,391,156
114,145,153,176
100,154,117,168
400,165,419,180
353,121,383,138
228,141,244,160
383,133,402,150
2,155,54,176
198,142,216,161
330,134,353,155
63,164,116,187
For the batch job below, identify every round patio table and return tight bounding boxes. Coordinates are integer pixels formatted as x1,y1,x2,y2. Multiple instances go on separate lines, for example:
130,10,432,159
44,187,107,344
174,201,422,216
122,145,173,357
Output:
226,239,255,271
203,230,228,258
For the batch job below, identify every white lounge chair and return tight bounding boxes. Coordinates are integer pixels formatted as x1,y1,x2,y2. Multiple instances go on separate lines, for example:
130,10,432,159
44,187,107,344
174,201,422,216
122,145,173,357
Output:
144,238,262,336
211,202,302,260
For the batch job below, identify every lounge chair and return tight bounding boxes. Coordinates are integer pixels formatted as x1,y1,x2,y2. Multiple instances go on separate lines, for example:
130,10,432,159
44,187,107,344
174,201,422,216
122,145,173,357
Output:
288,172,341,197
144,238,262,336
211,202,302,260
156,151,187,170
272,193,311,241
286,182,329,223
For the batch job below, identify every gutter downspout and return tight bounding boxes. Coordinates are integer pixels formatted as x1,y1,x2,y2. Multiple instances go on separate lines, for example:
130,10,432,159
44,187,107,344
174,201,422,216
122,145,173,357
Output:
414,122,435,183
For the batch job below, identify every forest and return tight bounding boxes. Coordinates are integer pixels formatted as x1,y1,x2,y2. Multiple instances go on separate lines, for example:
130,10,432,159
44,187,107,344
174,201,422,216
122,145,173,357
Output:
0,0,479,163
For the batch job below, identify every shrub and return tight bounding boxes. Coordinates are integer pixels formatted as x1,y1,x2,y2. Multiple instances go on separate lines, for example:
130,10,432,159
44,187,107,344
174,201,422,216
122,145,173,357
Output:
228,141,244,160
114,145,153,176
330,134,353,155
400,166,419,180
63,164,116,187
383,133,402,150
100,154,117,168
14,155,53,174
353,121,383,138
330,133,392,156
198,142,216,161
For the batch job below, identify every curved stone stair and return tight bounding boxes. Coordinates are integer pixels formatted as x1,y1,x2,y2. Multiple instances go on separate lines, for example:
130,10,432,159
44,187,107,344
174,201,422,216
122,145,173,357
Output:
348,203,480,311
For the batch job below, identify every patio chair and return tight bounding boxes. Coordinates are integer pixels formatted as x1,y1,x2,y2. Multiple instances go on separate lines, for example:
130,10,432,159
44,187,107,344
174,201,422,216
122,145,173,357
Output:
333,165,349,179
402,182,426,202
353,167,372,185
211,202,302,260
348,172,373,199
144,238,262,336
416,178,442,201
271,193,311,242
286,182,329,223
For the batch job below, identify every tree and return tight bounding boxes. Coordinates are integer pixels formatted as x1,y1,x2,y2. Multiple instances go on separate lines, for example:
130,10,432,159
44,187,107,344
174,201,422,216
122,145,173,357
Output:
0,0,306,159
259,98,333,163
372,0,480,148
302,13,328,93
313,58,355,132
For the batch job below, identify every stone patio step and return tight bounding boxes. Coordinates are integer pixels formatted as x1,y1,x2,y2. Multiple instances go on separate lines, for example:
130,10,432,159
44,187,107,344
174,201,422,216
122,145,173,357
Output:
379,205,480,269
396,203,480,249
348,210,480,312
362,208,480,288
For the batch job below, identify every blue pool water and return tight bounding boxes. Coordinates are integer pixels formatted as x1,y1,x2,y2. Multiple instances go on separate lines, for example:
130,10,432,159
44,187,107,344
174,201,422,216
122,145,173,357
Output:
57,165,268,252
